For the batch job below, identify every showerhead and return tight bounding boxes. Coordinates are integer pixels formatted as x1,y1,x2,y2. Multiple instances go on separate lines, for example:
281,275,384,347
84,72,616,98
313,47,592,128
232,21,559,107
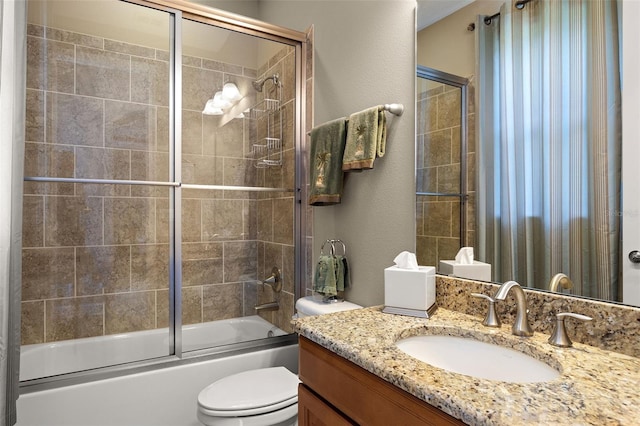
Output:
252,73,280,92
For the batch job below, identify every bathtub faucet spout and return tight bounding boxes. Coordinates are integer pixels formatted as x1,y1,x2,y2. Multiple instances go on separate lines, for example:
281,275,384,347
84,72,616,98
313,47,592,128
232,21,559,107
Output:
254,301,279,312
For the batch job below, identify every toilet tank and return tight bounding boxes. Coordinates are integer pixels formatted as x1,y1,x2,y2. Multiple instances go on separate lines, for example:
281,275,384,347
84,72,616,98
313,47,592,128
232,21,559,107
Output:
295,296,362,318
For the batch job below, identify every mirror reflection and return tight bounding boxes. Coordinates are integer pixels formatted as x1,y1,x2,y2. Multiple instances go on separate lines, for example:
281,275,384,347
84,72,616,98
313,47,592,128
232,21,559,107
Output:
417,0,629,305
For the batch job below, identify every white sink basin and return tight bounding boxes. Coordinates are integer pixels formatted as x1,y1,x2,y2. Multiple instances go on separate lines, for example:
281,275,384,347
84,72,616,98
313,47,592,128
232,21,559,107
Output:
396,335,560,383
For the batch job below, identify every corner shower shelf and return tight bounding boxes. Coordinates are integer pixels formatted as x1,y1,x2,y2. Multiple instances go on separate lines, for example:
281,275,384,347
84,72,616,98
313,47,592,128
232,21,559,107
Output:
247,83,283,168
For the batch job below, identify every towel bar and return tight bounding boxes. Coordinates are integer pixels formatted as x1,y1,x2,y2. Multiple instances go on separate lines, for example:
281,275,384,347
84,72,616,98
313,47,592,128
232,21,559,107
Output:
307,103,404,135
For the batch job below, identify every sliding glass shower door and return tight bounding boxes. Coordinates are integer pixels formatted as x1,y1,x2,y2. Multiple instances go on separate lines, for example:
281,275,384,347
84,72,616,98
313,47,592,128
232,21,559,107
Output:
21,0,303,383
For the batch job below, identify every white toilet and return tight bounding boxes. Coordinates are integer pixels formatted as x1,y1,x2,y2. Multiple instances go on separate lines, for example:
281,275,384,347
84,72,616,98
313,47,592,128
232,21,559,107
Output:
196,296,361,426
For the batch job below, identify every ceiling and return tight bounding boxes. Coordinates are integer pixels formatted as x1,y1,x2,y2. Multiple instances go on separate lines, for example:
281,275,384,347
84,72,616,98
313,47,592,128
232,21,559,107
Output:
417,0,475,30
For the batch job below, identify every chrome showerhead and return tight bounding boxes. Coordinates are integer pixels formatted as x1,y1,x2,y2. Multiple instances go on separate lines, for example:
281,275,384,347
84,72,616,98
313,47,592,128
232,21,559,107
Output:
252,73,280,92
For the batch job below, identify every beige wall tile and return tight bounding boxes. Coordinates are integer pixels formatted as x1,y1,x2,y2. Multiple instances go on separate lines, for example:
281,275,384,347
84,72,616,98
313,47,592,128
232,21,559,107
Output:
105,292,155,335
257,199,273,241
46,296,105,341
130,60,166,113
273,198,293,245
424,201,453,238
105,101,157,150
203,283,242,321
21,301,45,345
182,110,204,154
180,198,203,242
424,129,452,168
223,241,257,282
25,89,45,142
45,27,103,49
46,93,104,146
23,142,75,195
22,248,75,301
182,66,222,111
202,199,245,241
44,196,103,246
437,89,462,130
105,39,155,58
26,36,75,92
22,196,44,248
131,244,170,290
76,46,130,101
75,146,131,181
77,246,131,296
182,154,223,186
104,198,155,245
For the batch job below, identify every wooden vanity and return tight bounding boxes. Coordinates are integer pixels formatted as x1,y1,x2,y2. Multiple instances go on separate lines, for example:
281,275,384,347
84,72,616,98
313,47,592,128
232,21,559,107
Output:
294,306,640,425
298,336,465,425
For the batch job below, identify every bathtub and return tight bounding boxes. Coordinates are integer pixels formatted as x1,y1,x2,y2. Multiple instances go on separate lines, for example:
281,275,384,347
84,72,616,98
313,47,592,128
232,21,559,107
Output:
20,315,289,381
17,316,297,426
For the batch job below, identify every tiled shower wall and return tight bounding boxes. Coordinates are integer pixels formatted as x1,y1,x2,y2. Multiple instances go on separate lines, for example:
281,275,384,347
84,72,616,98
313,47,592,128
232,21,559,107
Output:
21,23,297,345
416,80,476,267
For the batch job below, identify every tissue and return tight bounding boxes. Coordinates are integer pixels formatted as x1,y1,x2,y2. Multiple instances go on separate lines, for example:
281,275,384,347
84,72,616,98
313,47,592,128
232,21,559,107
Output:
384,252,435,312
393,251,419,269
454,247,474,264
439,247,491,281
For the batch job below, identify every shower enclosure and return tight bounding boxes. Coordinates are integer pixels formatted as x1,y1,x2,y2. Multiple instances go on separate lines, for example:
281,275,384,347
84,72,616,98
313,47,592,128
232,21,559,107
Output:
415,66,472,267
21,0,307,385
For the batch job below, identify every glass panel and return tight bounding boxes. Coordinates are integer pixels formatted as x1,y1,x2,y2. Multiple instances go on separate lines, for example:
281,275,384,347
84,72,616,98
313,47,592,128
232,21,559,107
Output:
180,18,296,353
20,186,171,380
21,0,172,380
416,75,463,267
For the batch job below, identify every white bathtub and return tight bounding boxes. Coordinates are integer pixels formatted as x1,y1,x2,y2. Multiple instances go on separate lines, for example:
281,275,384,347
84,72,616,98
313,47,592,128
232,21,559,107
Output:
17,316,297,426
20,315,288,381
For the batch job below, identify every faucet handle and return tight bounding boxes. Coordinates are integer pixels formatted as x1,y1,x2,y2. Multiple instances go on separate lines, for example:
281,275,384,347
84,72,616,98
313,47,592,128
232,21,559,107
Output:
471,293,501,328
548,312,592,347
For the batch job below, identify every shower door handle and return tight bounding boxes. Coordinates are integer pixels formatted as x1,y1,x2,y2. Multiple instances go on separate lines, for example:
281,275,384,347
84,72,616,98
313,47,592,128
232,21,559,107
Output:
629,251,640,264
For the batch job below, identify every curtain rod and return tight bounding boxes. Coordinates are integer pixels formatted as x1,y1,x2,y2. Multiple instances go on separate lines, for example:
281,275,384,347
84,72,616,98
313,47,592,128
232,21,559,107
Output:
467,0,533,31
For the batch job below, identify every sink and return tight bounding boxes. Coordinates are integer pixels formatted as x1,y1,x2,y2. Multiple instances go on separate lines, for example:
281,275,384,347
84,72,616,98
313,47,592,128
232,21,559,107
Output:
396,335,560,383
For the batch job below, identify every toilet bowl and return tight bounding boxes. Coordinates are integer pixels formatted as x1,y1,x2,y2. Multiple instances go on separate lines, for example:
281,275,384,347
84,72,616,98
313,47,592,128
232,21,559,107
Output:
197,297,362,426
197,367,299,426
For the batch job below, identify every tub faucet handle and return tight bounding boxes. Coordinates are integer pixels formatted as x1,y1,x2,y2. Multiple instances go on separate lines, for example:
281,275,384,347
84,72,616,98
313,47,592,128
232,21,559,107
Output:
548,312,592,348
471,293,501,327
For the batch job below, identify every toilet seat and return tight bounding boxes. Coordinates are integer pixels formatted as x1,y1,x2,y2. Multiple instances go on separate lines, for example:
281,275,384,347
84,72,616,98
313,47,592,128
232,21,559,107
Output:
197,367,299,418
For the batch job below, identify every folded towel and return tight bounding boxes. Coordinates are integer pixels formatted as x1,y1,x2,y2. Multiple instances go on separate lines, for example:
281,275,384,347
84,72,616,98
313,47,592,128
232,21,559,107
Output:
314,254,350,296
342,106,387,171
308,118,347,205
335,254,350,292
314,255,338,296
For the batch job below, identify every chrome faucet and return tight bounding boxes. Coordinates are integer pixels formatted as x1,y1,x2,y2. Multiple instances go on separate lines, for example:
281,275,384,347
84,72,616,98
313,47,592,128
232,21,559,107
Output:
494,281,534,337
254,301,279,312
548,273,573,293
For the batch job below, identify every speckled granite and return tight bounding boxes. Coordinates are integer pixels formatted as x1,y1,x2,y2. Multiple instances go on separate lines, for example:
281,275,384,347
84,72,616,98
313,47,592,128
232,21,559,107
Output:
436,276,640,358
294,307,640,426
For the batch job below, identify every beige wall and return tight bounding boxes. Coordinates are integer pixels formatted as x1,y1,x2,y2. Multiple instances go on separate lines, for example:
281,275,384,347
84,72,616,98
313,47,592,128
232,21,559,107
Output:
261,0,417,307
417,0,501,77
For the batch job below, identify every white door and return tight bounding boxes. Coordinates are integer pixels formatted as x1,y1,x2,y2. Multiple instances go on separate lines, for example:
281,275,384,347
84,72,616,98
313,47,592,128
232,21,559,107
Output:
622,1,640,306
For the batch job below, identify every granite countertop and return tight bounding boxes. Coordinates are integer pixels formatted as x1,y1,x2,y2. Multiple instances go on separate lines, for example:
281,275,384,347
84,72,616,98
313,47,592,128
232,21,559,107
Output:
293,306,640,425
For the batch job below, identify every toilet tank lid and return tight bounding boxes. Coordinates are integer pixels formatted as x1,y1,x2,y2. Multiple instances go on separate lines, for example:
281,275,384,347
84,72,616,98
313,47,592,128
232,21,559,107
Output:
295,296,362,316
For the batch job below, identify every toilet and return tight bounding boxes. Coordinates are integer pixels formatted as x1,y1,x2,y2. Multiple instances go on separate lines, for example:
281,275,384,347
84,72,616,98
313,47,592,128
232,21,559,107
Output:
196,296,361,426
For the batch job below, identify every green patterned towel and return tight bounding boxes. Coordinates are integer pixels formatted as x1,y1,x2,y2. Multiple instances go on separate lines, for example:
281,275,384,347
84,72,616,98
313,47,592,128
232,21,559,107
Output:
308,118,347,205
342,106,387,171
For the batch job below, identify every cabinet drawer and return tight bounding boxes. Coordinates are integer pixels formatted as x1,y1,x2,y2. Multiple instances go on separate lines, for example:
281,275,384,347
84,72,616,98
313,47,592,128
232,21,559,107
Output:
298,336,465,426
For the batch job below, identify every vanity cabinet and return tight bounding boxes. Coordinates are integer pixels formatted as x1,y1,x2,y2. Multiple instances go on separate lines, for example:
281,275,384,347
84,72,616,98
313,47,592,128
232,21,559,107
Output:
298,336,465,426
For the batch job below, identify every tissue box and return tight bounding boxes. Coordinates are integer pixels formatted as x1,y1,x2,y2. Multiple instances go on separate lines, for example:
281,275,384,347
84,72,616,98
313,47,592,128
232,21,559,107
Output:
438,260,491,282
384,266,435,311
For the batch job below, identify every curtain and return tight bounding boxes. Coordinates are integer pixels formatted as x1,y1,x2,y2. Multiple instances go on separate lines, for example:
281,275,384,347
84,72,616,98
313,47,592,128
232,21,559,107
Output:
476,0,621,300
0,0,26,424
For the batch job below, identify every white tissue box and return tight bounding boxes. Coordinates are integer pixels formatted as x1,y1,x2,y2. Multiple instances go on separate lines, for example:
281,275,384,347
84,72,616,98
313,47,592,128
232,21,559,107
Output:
438,260,491,282
384,266,436,311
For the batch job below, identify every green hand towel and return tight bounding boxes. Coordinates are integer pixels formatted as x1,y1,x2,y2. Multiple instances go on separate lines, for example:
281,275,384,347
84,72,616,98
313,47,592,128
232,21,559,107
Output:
308,118,347,205
342,106,387,171
314,255,338,296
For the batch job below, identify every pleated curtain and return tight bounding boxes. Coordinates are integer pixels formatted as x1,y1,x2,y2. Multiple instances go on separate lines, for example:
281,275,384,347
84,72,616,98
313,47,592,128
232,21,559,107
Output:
476,0,621,300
